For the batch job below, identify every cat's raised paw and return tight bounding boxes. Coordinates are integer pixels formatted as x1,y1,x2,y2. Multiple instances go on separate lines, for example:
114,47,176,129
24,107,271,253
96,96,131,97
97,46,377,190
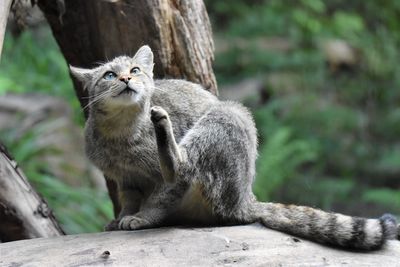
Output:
118,215,151,230
150,106,168,123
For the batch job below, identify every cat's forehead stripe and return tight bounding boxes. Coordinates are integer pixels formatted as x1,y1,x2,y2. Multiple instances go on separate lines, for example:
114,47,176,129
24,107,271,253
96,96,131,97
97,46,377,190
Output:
104,57,132,72
101,56,144,73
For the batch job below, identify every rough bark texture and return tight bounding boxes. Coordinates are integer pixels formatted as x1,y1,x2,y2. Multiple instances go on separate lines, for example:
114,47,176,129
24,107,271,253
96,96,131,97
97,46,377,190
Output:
38,0,217,217
0,144,65,242
0,0,12,59
1,224,399,266
38,0,217,112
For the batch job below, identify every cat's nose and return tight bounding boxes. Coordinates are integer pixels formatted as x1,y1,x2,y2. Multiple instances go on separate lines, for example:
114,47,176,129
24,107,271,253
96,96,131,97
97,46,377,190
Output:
119,75,132,84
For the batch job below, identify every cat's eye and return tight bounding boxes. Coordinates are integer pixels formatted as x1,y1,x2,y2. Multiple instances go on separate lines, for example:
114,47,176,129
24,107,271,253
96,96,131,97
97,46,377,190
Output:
103,71,117,80
131,67,141,75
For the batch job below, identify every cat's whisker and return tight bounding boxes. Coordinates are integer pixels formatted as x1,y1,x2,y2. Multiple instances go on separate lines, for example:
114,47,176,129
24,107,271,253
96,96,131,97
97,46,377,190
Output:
83,90,112,110
82,91,110,99
84,98,106,111
91,90,111,101
85,95,106,106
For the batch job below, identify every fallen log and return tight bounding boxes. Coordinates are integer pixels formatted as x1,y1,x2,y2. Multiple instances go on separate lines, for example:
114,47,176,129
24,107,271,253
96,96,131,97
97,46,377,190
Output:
1,224,399,266
0,144,64,242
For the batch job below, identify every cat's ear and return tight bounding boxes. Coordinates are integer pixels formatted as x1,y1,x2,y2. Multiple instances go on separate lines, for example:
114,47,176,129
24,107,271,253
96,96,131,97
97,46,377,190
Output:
133,45,154,73
69,65,94,86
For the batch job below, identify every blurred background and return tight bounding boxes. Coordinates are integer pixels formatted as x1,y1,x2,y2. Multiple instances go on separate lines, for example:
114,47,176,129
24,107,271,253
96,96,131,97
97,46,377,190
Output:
0,0,399,234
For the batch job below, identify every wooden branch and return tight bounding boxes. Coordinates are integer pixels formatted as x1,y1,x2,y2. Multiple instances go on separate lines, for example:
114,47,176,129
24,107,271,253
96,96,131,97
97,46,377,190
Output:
1,224,399,266
0,144,64,242
0,0,12,59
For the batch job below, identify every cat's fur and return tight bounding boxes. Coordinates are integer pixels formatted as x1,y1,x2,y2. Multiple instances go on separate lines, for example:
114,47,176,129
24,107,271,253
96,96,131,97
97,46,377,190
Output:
70,45,399,250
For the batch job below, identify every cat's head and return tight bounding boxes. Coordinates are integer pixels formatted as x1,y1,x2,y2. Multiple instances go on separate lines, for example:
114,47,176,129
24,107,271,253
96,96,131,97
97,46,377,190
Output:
70,45,155,113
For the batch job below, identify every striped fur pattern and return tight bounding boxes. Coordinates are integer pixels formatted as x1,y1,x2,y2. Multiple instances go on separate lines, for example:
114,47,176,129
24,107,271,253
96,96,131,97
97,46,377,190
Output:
70,45,399,251
253,202,398,250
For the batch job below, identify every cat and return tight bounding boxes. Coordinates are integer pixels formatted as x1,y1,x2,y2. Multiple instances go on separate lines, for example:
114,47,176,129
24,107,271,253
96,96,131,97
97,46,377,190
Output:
70,45,399,250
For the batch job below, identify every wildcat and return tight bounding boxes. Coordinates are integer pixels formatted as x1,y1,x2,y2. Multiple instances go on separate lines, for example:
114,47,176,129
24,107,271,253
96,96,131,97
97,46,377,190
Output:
70,45,399,250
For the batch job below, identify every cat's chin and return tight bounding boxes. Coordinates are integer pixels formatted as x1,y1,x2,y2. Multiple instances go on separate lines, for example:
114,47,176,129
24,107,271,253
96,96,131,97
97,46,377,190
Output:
116,87,137,97
111,91,142,106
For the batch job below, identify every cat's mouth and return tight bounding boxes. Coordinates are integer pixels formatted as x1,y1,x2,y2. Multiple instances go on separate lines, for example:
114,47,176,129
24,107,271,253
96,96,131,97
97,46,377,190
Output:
116,87,137,96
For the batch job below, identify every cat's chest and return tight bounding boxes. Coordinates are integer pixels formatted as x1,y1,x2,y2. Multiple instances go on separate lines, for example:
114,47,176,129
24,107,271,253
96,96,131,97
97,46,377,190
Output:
88,134,160,180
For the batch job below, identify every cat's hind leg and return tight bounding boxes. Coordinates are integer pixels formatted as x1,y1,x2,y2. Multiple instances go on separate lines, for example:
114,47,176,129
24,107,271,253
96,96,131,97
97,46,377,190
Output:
175,102,258,224
118,181,190,230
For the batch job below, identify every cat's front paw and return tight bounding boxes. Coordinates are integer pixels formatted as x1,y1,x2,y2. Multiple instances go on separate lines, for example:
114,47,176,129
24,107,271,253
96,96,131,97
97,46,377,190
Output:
150,106,168,124
104,219,120,231
119,215,151,230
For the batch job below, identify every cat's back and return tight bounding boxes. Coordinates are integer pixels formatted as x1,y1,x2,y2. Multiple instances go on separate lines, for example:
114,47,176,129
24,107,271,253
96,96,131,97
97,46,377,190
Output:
152,79,218,139
152,79,218,113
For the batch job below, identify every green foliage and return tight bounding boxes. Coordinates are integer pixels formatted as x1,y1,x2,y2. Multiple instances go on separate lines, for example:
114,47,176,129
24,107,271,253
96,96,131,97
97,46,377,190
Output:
252,100,319,202
208,0,400,216
363,189,400,210
253,126,317,201
0,29,83,124
29,173,113,234
2,127,113,234
0,29,111,233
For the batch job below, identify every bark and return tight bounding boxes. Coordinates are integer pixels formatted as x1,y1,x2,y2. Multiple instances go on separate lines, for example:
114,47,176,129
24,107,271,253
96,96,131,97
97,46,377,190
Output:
0,0,12,59
0,144,65,242
0,224,399,266
37,0,217,113
38,0,217,217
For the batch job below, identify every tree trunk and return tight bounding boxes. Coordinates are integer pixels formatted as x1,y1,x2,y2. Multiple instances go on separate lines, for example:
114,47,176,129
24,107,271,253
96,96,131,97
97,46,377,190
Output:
38,0,217,217
0,0,12,59
38,0,217,112
1,224,399,266
0,144,65,242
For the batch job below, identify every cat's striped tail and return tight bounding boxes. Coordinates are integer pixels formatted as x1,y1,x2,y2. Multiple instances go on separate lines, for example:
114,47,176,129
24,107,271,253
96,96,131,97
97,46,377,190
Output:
252,201,398,250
